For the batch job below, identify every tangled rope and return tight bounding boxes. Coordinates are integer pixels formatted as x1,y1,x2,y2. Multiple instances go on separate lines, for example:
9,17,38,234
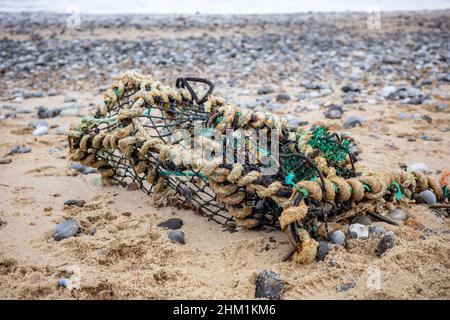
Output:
68,70,449,264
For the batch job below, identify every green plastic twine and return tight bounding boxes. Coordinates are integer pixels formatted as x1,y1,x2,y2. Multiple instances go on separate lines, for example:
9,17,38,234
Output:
285,172,309,198
388,181,404,200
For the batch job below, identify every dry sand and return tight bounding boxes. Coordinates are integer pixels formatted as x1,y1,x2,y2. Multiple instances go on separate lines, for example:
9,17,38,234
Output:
0,11,450,300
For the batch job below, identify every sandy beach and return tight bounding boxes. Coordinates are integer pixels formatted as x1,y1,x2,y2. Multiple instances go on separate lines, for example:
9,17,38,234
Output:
0,11,449,299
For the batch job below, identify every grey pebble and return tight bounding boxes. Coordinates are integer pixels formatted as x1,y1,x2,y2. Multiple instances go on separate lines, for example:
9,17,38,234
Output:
317,241,329,261
255,270,284,300
64,199,85,207
8,145,32,155
276,93,290,102
376,231,395,256
388,209,407,221
257,86,273,95
369,225,385,235
343,115,365,129
351,215,371,226
416,190,437,205
330,230,345,245
157,218,183,230
54,219,81,241
168,230,185,244
0,157,12,165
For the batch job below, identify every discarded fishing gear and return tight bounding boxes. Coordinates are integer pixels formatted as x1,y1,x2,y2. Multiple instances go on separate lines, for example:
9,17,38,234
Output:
68,70,449,264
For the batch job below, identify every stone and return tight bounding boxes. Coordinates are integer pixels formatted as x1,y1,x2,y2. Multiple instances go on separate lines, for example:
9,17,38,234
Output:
59,108,80,117
284,115,308,127
388,209,407,221
306,104,320,111
348,223,369,239
54,219,81,241
408,162,428,173
341,84,360,93
8,145,31,155
0,157,12,165
380,85,398,99
436,102,447,111
324,105,343,120
63,96,77,103
376,231,395,256
57,278,71,288
32,125,49,136
168,230,185,244
276,93,290,102
257,86,273,95
37,106,60,119
55,126,67,135
351,215,371,226
255,270,284,300
64,199,85,207
343,115,365,129
29,119,49,128
330,230,345,245
317,241,329,261
416,190,437,205
157,218,183,230
336,282,356,292
369,225,385,235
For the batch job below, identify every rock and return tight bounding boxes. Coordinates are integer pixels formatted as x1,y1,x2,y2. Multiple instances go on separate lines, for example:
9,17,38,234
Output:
416,190,437,205
369,225,385,235
380,85,398,99
29,119,49,128
37,106,60,119
376,231,395,256
32,125,49,136
284,114,308,127
54,219,81,241
127,182,139,191
348,223,369,239
330,230,345,245
405,217,424,230
55,126,67,135
341,84,360,93
157,218,183,230
343,94,357,104
317,241,329,261
343,115,365,129
0,157,12,165
59,108,80,117
57,277,71,288
64,199,85,207
336,282,356,292
257,86,273,95
255,270,284,300
408,162,428,173
351,215,371,226
70,163,97,175
436,102,447,111
8,145,31,155
324,105,343,119
168,230,185,244
63,96,77,103
388,209,407,221
306,104,320,111
276,93,290,102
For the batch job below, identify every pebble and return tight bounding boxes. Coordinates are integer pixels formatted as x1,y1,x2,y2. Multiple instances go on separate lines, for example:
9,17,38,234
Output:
436,102,447,111
257,86,273,95
376,231,395,256
64,199,85,207
306,104,320,111
368,225,385,235
324,105,343,120
0,157,12,164
348,223,369,239
408,162,428,173
416,190,437,205
380,85,398,99
343,115,365,129
55,126,67,135
255,270,284,300
32,125,49,136
168,230,185,244
54,219,81,241
330,230,345,245
388,209,407,221
316,241,329,261
29,119,49,128
341,84,360,93
57,277,71,288
70,163,97,174
336,282,355,292
59,108,80,117
157,218,183,230
37,106,60,119
63,96,77,103
284,114,308,127
276,93,290,102
8,145,32,155
351,215,371,226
